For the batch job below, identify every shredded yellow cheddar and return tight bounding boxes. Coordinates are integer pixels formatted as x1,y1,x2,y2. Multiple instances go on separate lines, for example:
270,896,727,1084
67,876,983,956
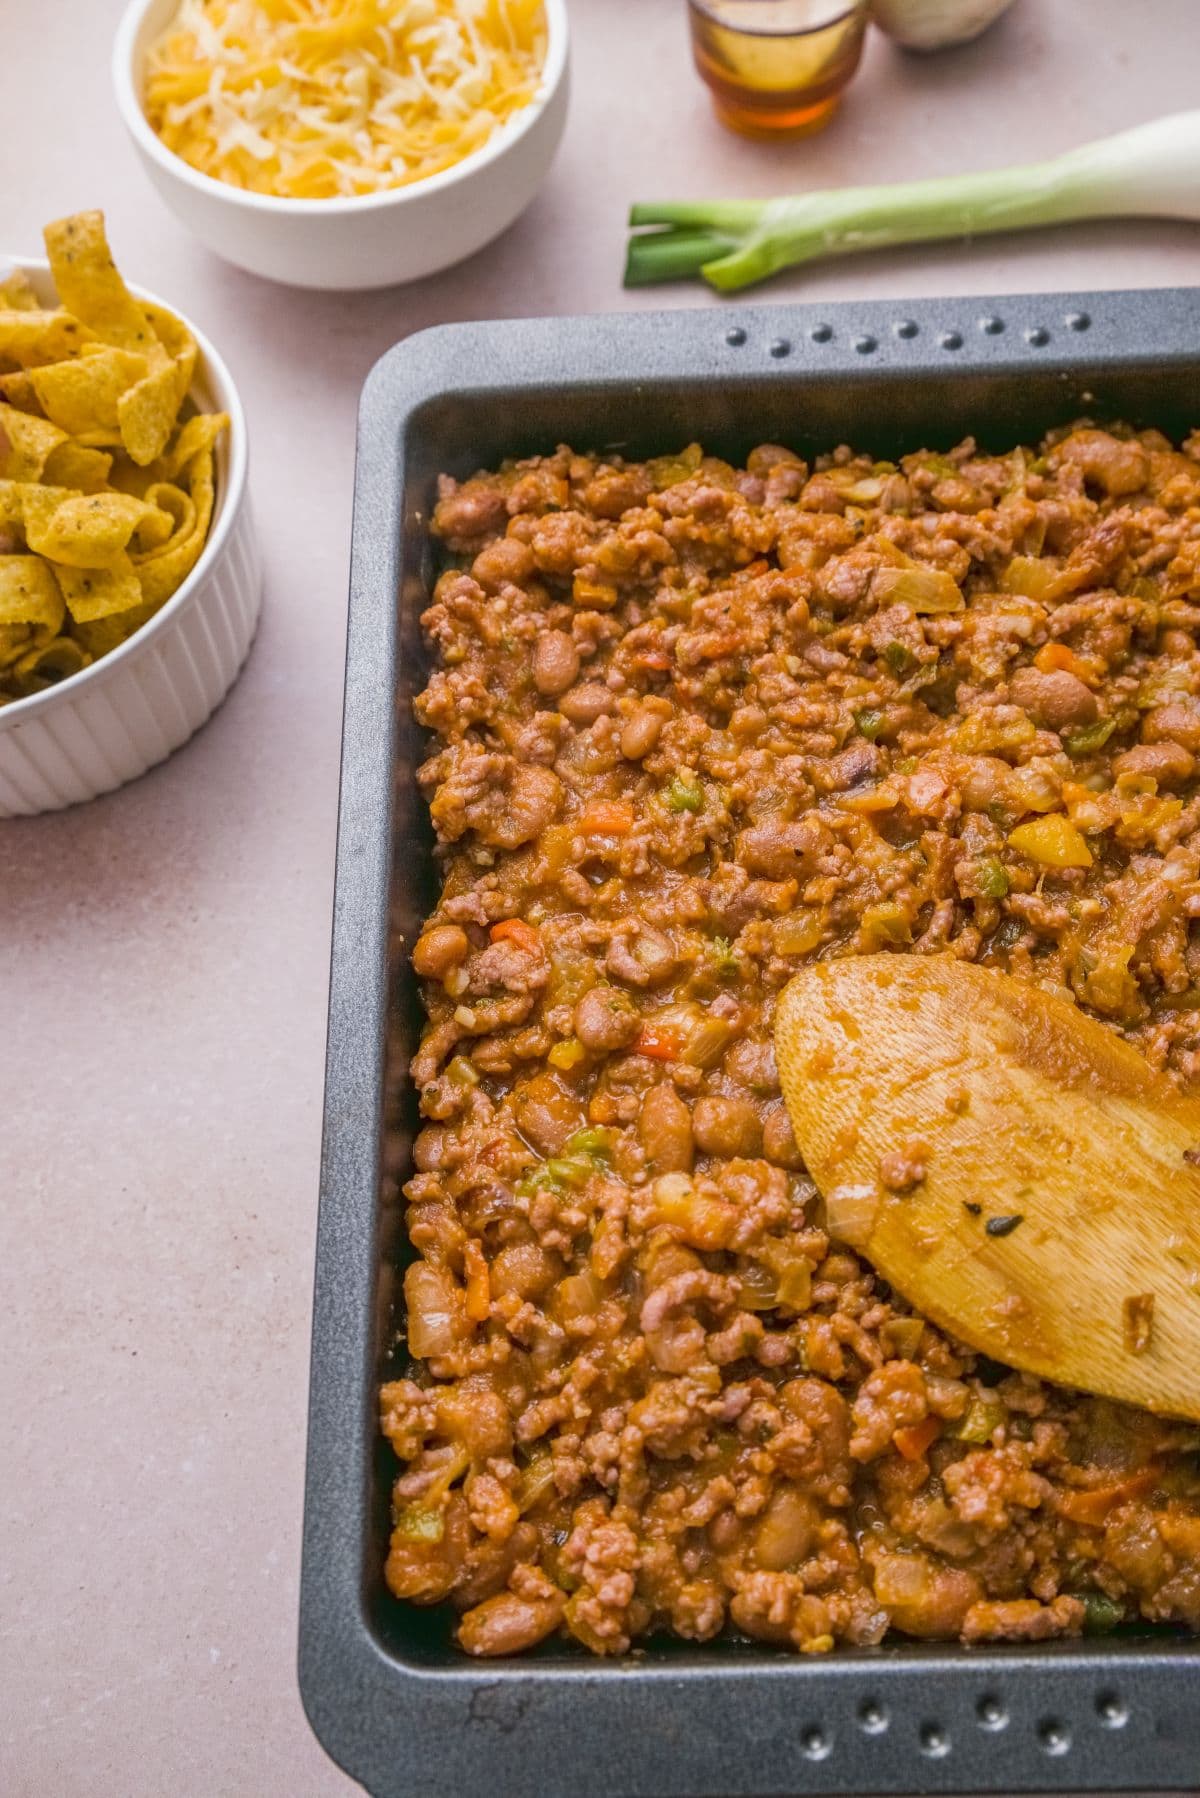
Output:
142,0,547,200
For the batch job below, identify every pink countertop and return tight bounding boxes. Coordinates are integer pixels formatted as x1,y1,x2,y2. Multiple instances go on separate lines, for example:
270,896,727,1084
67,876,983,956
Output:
4,2,1198,1792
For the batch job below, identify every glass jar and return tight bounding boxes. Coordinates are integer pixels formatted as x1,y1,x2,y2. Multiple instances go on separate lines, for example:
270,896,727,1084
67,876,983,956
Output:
687,0,869,138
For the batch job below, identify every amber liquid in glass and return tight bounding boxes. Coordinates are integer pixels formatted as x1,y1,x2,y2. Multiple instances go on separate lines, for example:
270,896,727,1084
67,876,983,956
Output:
687,0,868,138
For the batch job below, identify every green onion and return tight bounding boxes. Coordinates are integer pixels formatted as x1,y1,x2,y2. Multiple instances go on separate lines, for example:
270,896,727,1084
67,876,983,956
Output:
626,114,1200,292
881,642,916,677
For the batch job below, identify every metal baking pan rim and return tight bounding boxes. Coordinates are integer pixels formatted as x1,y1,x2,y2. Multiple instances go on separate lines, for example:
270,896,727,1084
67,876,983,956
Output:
302,285,1200,1798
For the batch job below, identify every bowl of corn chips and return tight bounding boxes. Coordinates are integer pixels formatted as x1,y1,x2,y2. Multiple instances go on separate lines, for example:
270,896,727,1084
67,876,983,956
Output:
0,210,259,815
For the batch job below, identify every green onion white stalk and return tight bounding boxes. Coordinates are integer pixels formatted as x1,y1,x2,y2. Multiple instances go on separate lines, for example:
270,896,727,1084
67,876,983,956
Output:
625,112,1200,293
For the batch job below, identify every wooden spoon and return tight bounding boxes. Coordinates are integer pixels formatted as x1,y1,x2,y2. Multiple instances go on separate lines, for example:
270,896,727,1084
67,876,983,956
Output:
774,954,1200,1419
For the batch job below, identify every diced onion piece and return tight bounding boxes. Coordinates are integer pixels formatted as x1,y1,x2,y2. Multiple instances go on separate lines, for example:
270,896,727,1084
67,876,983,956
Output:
517,1451,558,1513
860,902,912,948
1002,555,1064,601
776,910,824,955
775,1259,812,1311
683,1016,737,1068
872,562,964,614
651,1173,737,1250
404,1260,469,1358
395,1503,444,1544
823,1182,878,1248
879,1315,926,1360
550,1269,605,1324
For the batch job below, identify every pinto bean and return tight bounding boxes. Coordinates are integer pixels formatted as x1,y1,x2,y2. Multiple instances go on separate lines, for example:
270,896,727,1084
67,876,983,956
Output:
1143,703,1200,754
725,1038,780,1096
872,1554,984,1639
692,1095,761,1158
737,817,827,882
754,1486,820,1571
762,1105,806,1169
620,706,666,761
433,480,508,543
1052,428,1149,497
512,1072,585,1156
574,984,640,1051
490,1241,558,1300
457,1586,566,1656
412,924,470,979
779,1378,854,1494
533,629,580,696
1009,667,1098,731
1114,741,1197,786
639,1083,694,1173
558,683,616,724
484,765,563,849
606,924,677,988
471,535,535,592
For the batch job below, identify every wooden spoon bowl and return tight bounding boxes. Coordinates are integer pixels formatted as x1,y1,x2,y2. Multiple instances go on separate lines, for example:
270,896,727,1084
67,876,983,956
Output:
775,955,1200,1419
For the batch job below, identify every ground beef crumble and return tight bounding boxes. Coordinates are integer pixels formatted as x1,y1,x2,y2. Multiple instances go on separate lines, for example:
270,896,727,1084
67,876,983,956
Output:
382,428,1200,1657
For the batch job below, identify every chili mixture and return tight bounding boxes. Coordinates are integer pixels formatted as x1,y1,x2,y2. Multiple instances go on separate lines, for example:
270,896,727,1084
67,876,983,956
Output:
382,426,1200,1657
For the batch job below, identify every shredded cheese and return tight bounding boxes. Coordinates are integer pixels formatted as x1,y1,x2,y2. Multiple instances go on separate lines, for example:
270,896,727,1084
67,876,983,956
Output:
142,0,547,200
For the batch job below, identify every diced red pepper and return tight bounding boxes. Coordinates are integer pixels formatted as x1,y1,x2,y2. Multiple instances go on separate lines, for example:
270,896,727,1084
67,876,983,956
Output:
463,1239,491,1324
893,1417,941,1461
635,1023,685,1062
695,632,743,661
1034,642,1084,676
489,918,541,954
1057,1464,1162,1526
580,801,634,836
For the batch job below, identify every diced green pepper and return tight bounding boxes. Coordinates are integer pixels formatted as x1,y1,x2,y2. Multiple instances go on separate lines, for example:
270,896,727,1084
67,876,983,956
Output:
563,1127,613,1162
949,1395,1006,1444
516,1163,566,1198
1064,718,1116,757
854,706,884,740
665,776,703,813
543,1154,597,1190
975,855,1010,899
1078,1592,1125,1634
881,641,915,676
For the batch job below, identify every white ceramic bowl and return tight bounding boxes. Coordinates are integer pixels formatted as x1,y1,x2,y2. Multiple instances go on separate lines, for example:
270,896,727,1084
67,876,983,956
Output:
0,260,260,817
112,0,570,291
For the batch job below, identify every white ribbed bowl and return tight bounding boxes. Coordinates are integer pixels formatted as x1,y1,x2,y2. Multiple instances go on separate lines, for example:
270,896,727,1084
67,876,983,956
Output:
0,260,260,816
